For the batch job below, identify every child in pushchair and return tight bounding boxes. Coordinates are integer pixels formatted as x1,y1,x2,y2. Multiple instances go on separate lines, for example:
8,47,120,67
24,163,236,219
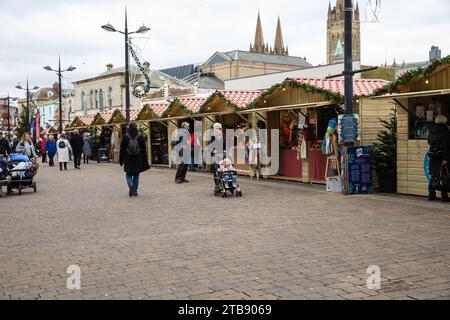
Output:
214,158,242,198
6,153,37,195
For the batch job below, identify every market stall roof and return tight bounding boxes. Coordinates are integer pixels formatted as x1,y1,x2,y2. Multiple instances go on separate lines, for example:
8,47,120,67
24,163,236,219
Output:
91,112,106,126
199,90,262,113
137,104,160,121
177,97,206,113
147,102,170,118
372,55,450,97
69,116,87,128
162,98,206,118
249,77,388,109
102,109,140,124
80,115,94,126
291,78,388,97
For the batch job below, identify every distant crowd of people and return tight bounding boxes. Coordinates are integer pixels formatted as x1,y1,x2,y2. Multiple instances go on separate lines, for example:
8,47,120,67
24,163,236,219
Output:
0,129,93,172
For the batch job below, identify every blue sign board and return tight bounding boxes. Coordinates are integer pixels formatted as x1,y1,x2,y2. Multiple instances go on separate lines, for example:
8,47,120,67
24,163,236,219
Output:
338,114,361,147
342,146,373,195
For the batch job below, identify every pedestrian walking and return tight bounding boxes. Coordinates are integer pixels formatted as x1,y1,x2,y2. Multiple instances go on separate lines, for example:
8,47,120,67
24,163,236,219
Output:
69,129,84,169
0,131,11,178
209,123,227,192
174,122,190,184
82,132,92,164
40,137,47,163
56,133,72,171
428,115,450,202
119,122,150,197
45,135,57,167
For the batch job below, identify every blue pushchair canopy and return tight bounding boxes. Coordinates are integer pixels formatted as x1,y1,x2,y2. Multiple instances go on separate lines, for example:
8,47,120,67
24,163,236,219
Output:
9,153,30,162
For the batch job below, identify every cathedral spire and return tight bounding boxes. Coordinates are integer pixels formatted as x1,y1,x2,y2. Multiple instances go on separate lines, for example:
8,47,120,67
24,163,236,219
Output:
355,1,360,21
272,16,288,56
250,12,267,54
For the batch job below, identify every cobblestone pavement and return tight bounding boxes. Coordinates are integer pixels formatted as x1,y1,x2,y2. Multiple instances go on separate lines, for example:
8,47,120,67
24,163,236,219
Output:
0,163,449,300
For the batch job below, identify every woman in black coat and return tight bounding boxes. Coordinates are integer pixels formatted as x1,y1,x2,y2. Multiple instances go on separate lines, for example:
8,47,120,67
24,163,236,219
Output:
119,122,150,197
428,115,450,202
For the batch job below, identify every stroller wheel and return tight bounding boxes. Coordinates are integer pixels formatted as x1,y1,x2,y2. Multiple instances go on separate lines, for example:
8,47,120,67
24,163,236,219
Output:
6,184,11,195
221,193,227,198
33,182,37,193
237,191,243,197
18,185,22,195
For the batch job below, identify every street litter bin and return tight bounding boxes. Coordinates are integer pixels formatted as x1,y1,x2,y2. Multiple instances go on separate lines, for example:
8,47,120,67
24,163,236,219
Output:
97,148,110,163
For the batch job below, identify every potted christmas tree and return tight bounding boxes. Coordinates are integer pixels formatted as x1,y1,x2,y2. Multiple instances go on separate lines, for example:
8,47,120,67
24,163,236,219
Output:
372,107,398,193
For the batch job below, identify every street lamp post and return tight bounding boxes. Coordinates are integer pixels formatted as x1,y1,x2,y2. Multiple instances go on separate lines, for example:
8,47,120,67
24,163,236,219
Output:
43,55,76,133
15,79,39,132
102,8,150,125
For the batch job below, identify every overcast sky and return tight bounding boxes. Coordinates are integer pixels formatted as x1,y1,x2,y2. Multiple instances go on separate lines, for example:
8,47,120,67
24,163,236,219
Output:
1,0,449,98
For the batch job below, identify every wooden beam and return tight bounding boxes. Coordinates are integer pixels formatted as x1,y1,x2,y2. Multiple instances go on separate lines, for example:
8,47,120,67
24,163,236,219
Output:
255,112,267,121
288,109,300,120
370,89,450,100
393,99,408,112
235,112,249,123
154,120,168,128
205,115,216,123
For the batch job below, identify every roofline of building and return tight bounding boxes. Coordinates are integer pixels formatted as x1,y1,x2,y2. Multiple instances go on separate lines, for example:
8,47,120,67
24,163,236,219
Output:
73,71,126,85
225,49,310,61
223,60,362,82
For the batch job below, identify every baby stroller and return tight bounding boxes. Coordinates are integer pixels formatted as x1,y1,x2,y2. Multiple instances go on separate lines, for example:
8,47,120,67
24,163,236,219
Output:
214,169,242,198
6,154,37,195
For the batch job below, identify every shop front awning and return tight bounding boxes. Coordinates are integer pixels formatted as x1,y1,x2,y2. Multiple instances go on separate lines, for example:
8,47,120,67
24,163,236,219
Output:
371,89,450,100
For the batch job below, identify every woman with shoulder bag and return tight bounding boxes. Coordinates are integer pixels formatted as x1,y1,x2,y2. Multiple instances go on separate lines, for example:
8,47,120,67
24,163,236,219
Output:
428,115,450,202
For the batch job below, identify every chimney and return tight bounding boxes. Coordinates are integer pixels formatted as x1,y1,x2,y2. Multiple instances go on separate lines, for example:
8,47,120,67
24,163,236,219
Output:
164,81,169,100
106,63,113,71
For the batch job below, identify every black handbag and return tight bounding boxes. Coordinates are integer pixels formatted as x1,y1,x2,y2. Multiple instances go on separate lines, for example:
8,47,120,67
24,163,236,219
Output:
432,165,450,191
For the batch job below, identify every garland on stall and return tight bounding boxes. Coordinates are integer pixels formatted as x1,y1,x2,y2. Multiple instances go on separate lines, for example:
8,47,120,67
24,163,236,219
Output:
247,79,345,109
161,98,194,118
136,104,159,121
198,91,239,114
373,55,450,96
91,113,106,126
108,109,126,124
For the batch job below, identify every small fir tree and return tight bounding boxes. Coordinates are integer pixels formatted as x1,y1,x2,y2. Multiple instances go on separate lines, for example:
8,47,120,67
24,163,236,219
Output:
372,107,398,187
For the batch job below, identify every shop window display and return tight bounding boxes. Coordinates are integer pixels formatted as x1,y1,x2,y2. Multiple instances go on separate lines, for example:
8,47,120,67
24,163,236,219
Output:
409,95,450,139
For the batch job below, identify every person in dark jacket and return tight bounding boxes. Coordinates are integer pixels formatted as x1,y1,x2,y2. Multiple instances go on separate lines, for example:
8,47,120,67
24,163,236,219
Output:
428,115,450,202
69,130,84,169
0,131,11,179
45,135,57,167
120,122,150,197
0,131,11,158
174,122,190,184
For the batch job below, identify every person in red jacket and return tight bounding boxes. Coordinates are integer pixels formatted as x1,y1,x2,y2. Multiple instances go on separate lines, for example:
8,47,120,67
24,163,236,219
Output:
40,137,47,163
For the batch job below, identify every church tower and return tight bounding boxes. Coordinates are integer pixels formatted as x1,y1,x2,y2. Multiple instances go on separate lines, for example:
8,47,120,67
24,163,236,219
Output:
327,0,361,64
271,16,289,56
250,12,269,54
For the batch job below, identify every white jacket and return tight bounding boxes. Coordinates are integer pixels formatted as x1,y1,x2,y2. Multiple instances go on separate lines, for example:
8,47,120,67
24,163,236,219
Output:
56,139,72,163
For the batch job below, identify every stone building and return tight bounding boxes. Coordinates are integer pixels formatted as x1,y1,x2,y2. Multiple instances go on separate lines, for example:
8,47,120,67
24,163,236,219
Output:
201,13,311,81
327,0,361,64
71,63,190,119
17,87,57,125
